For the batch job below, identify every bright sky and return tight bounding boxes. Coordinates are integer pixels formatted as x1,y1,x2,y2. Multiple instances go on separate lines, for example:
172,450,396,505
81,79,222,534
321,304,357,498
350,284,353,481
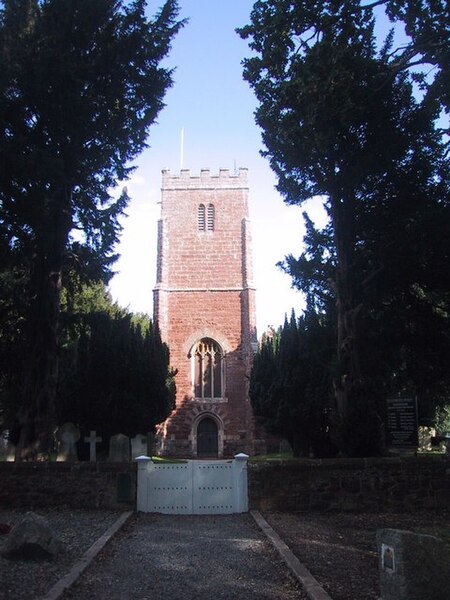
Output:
108,0,327,336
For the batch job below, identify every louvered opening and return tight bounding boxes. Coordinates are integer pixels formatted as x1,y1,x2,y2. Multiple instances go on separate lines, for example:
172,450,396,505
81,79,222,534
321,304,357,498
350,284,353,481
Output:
198,204,206,231
207,204,215,231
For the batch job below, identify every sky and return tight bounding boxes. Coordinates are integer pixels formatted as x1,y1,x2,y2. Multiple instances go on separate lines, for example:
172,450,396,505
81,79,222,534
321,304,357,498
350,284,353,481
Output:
108,0,328,336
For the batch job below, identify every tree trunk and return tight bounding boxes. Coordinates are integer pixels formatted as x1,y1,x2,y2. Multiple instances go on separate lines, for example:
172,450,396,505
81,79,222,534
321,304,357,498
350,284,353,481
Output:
329,192,383,456
16,193,71,460
329,193,363,454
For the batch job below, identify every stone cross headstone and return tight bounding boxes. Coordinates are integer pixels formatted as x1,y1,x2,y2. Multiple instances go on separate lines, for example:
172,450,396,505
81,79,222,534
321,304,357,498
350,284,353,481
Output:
84,430,102,462
108,433,130,462
131,434,148,459
56,423,80,461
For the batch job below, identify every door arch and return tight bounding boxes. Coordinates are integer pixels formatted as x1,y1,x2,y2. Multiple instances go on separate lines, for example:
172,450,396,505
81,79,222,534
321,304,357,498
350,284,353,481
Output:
197,417,218,458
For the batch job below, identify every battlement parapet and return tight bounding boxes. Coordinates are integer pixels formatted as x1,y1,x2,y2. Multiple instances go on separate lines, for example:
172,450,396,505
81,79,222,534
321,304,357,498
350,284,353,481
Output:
162,167,248,189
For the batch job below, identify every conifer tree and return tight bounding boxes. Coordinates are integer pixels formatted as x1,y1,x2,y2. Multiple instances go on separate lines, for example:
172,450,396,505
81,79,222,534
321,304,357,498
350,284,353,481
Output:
240,0,449,455
250,308,335,457
0,0,183,457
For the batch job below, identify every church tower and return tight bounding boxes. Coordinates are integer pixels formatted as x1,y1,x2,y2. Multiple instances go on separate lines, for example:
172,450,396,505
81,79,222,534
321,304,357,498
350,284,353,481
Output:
153,167,257,457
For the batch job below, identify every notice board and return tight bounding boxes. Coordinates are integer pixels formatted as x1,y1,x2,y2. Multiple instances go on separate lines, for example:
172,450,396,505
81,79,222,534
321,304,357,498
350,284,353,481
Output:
386,397,418,449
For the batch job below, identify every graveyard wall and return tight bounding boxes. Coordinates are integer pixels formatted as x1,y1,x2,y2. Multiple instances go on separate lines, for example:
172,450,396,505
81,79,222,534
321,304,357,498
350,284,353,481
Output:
0,462,136,510
1,455,449,513
248,455,450,513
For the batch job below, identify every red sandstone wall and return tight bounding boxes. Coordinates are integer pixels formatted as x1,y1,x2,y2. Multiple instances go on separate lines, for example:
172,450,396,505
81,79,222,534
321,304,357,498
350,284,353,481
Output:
153,168,257,457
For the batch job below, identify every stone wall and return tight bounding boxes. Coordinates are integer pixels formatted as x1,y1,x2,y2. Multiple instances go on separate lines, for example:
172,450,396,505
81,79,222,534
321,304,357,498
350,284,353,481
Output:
1,456,449,513
0,462,136,510
248,455,450,512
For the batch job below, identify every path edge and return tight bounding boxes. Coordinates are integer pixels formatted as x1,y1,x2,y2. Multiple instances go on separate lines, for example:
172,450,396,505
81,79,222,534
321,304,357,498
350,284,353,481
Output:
42,510,134,600
250,510,334,600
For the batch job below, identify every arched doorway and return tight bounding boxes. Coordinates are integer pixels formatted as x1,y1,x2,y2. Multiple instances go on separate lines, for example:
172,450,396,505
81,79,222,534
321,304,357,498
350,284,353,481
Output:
197,417,218,458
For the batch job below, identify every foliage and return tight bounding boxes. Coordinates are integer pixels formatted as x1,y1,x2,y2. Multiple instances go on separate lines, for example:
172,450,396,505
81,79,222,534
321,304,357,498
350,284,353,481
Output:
57,306,175,451
240,0,450,455
0,0,183,457
250,308,336,457
3,279,176,451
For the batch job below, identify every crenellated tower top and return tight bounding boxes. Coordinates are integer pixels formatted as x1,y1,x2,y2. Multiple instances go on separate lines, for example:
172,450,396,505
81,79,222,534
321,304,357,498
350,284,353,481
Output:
161,167,248,190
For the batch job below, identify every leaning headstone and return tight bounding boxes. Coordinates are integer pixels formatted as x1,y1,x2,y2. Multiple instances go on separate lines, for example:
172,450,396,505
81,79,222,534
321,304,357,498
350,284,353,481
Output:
84,430,102,462
131,434,147,459
56,423,80,461
109,433,130,462
377,528,450,600
2,512,63,560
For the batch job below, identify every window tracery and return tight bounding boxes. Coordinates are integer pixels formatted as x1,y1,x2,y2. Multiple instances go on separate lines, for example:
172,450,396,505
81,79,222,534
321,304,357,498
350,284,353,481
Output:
192,338,223,399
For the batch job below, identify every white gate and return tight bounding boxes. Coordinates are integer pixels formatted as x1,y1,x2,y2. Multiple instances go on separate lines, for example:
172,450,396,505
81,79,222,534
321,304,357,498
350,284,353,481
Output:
136,454,248,515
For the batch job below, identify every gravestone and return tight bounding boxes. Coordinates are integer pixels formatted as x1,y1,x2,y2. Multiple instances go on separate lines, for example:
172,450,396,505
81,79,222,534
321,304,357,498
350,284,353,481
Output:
377,528,450,600
84,430,102,462
5,443,15,462
0,432,14,462
56,423,80,461
131,434,147,459
109,433,130,462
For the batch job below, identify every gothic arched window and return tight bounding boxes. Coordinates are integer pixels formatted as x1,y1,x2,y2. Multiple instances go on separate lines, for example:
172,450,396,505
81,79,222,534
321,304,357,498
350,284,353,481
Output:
192,338,223,399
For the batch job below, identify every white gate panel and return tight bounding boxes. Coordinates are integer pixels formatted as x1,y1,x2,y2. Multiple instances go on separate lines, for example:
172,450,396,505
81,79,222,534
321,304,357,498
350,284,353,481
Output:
144,462,193,514
193,461,234,514
136,455,248,515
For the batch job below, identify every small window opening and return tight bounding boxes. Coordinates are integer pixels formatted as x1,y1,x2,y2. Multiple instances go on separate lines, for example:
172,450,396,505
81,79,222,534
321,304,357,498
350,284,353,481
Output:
198,204,205,231
207,204,215,231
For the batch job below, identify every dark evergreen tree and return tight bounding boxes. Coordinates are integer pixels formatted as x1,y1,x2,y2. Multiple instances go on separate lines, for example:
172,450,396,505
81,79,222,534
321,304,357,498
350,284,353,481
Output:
250,308,335,457
239,0,449,455
57,308,175,453
0,0,183,457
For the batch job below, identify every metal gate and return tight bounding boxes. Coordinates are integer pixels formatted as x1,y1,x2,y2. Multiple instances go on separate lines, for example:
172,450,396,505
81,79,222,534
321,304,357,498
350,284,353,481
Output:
136,454,248,515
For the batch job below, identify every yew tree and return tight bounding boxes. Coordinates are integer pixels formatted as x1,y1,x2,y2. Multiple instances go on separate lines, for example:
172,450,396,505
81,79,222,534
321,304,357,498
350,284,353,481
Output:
250,308,335,457
0,0,183,458
239,0,449,455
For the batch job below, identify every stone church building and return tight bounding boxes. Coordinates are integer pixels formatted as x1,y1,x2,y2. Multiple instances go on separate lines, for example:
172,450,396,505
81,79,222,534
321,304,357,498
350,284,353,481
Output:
153,167,259,458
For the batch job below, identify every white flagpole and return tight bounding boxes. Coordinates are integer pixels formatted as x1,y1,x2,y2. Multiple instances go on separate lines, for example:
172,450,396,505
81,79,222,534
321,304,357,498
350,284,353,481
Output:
180,127,184,170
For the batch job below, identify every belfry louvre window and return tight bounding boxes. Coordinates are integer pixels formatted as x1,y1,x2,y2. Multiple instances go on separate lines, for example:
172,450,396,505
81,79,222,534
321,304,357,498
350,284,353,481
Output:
193,338,223,399
198,203,206,231
207,204,215,231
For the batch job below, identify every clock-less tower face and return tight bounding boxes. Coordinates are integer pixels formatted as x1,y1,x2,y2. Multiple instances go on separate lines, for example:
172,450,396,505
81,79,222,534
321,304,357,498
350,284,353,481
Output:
153,168,257,458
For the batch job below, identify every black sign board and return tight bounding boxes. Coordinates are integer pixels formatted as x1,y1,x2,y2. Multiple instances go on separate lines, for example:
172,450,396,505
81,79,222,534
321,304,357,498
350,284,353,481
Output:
386,397,418,448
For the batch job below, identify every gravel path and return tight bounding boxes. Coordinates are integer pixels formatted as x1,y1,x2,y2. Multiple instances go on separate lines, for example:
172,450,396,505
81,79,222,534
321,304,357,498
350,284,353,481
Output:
0,509,122,600
2,507,449,600
63,513,305,600
265,511,450,600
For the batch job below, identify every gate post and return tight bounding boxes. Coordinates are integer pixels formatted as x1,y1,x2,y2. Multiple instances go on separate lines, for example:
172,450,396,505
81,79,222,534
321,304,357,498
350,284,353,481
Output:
135,455,152,512
232,453,249,513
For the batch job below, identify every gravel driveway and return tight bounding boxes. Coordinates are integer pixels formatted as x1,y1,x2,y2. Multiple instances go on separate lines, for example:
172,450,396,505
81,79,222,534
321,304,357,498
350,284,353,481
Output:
62,513,304,600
